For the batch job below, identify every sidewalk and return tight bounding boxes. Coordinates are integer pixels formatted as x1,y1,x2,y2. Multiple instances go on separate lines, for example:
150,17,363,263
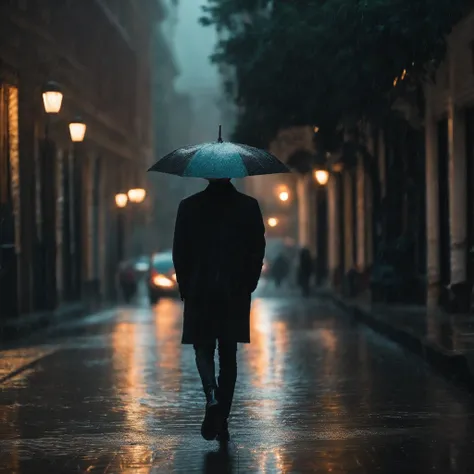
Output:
325,291,474,391
0,302,87,344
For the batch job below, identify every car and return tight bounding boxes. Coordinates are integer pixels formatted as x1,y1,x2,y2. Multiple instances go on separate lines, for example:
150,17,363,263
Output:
148,251,180,303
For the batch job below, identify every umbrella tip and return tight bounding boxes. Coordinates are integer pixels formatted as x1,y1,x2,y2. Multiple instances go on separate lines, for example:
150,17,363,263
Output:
218,124,222,143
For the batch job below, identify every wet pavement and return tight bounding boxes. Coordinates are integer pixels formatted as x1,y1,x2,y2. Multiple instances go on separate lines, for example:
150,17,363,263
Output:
2,280,474,473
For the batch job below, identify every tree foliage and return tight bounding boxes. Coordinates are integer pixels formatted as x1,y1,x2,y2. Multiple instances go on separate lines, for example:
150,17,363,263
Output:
201,0,468,147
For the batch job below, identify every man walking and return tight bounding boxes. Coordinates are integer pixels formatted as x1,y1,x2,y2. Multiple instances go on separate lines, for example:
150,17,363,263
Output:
172,178,266,442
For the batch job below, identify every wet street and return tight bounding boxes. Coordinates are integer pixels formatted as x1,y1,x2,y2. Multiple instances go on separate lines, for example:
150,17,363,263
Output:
2,282,474,473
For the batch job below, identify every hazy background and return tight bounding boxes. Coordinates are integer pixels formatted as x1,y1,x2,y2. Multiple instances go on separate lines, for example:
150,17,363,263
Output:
146,1,233,251
164,0,223,143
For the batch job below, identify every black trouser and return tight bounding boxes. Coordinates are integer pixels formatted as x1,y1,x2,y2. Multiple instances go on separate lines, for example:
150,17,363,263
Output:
193,339,237,420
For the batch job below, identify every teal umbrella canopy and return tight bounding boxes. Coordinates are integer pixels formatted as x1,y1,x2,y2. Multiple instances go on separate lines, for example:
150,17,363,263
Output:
148,126,291,179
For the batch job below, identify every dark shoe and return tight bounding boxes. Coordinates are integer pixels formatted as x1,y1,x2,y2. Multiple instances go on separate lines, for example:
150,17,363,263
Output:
201,389,220,441
216,419,230,443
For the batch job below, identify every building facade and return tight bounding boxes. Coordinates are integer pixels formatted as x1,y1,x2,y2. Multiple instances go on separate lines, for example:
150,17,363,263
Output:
0,0,162,319
425,10,474,310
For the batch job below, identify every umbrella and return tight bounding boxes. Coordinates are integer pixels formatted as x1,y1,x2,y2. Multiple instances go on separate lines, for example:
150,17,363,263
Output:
147,126,291,178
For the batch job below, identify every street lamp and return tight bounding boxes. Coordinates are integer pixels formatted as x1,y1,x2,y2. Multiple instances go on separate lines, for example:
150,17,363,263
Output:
128,188,146,204
267,217,279,227
115,193,128,208
69,116,87,143
42,81,63,114
314,169,329,186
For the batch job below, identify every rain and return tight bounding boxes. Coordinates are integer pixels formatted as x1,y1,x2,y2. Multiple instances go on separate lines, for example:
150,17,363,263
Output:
1,1,474,473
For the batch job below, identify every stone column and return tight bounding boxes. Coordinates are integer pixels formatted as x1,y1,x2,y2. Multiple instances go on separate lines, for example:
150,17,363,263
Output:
327,173,340,287
55,149,64,302
297,174,311,250
356,153,366,272
17,78,37,313
308,177,317,258
378,130,387,199
448,52,467,287
83,153,94,284
62,149,73,301
365,126,375,266
72,144,84,299
343,170,355,273
98,156,108,298
425,83,440,307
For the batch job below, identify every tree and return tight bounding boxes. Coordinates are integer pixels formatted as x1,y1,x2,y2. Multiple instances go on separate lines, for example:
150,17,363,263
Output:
201,0,468,147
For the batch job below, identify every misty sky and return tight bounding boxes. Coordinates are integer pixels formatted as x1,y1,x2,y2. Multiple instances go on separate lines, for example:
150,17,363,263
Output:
172,1,220,93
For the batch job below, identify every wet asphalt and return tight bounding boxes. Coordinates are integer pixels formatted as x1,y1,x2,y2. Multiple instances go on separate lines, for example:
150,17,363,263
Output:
1,280,474,473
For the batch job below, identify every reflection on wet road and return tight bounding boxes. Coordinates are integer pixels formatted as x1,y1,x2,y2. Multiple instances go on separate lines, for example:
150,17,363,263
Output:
1,287,474,473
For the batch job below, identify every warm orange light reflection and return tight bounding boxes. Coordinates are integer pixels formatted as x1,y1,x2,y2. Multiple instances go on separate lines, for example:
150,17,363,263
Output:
247,301,271,388
0,390,20,471
111,316,151,470
319,325,344,417
154,299,182,395
257,447,286,473
246,300,288,391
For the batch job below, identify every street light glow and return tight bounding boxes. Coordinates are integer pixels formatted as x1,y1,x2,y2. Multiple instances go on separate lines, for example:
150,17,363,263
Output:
314,169,329,185
279,191,289,202
115,193,128,208
128,188,146,203
42,81,63,114
267,217,279,227
69,118,87,142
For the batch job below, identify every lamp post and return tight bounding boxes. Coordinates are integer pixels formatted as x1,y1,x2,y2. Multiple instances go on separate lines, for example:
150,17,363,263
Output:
37,81,89,307
115,193,128,265
70,116,87,300
37,81,64,310
127,187,147,256
312,155,330,287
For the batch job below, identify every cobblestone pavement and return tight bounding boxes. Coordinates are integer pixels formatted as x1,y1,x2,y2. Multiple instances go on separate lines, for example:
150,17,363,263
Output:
1,282,474,473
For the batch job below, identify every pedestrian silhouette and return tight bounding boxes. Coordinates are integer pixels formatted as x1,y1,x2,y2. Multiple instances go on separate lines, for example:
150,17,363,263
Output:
271,252,290,287
172,178,266,442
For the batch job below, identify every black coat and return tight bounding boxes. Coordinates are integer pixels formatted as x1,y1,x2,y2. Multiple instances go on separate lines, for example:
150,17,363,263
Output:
172,181,266,344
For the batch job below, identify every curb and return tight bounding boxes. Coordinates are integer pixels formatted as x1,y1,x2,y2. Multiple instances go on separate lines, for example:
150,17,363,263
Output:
326,292,474,392
0,302,87,344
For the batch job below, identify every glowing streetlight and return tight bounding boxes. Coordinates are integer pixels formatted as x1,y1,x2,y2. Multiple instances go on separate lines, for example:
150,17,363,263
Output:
69,116,87,142
42,81,63,114
314,169,329,186
115,193,128,208
128,188,146,203
279,190,289,202
267,217,279,227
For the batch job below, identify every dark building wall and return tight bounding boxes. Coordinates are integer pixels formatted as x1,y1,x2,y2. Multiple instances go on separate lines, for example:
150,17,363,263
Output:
0,0,162,316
